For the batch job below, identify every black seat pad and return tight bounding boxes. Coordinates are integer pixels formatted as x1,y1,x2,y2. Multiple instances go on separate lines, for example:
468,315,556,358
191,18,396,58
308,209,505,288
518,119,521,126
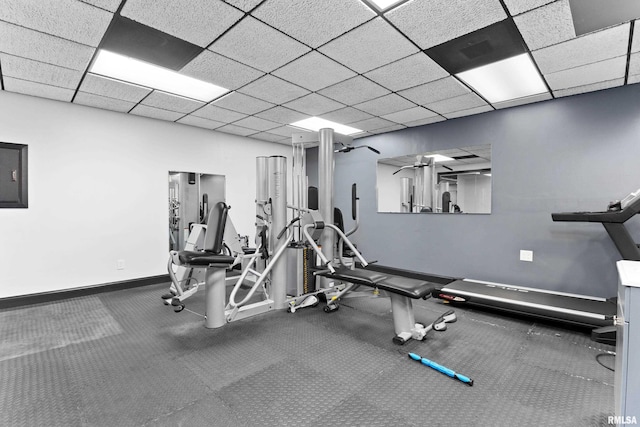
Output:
324,267,388,286
177,251,235,267
319,267,436,299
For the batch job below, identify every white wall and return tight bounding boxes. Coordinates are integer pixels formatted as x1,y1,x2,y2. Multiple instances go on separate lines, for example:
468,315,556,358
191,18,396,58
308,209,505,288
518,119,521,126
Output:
0,91,290,298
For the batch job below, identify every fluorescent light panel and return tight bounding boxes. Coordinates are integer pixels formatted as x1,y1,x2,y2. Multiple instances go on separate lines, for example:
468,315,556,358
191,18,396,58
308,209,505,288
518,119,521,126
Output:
456,53,547,104
425,154,455,162
89,50,228,102
290,117,363,136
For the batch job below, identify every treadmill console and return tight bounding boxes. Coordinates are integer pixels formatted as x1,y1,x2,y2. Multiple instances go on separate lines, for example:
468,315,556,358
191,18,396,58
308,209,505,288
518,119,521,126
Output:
552,188,640,223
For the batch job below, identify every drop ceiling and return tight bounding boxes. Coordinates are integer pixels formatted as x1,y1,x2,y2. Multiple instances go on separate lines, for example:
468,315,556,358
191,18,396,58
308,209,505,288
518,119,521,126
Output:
1,0,639,145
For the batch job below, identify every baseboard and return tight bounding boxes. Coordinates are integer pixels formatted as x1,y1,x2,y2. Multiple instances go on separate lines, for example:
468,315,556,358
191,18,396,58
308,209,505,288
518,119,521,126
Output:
0,275,170,310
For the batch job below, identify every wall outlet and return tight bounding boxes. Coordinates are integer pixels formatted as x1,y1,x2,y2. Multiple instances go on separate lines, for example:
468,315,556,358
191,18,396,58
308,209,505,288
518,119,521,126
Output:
116,259,126,270
520,250,533,262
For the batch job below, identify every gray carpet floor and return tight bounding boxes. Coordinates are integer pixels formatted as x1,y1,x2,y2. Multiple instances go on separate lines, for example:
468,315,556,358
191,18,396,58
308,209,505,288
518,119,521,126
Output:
0,281,616,426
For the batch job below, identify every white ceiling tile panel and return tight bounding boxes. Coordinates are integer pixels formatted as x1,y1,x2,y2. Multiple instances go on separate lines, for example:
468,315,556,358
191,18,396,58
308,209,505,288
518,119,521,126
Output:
318,76,390,105
629,52,640,77
141,91,205,114
319,107,374,124
272,52,356,92
224,0,262,12
0,53,83,89
238,75,309,105
553,78,625,98
283,93,344,116
80,0,122,12
353,132,373,139
192,104,247,123
254,106,308,124
364,53,449,92
426,93,488,115
233,116,281,132
121,0,243,48
369,124,406,133
3,77,74,102
212,92,275,115
251,0,376,48
386,0,507,50
249,132,288,143
381,107,439,124
80,74,151,103
398,77,470,106
405,116,446,128
545,56,627,90
628,75,640,84
349,117,398,132
493,92,552,109
633,20,640,52
267,126,311,138
177,115,225,130
74,91,136,113
353,94,416,116
503,0,555,16
0,21,94,71
181,50,264,91
318,18,419,73
514,0,575,50
0,0,112,47
216,124,258,137
443,104,494,119
533,23,629,74
210,16,311,72
129,104,184,122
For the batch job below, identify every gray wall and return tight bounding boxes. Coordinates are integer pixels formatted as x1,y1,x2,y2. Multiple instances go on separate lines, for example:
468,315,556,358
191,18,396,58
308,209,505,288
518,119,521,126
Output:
321,84,640,298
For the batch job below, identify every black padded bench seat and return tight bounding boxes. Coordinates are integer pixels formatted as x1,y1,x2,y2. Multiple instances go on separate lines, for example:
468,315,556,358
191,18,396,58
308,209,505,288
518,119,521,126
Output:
319,267,437,299
175,251,235,267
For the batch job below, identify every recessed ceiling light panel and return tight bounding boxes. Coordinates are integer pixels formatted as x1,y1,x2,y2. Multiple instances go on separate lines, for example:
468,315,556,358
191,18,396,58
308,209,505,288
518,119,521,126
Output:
424,154,455,162
90,50,229,102
456,53,548,103
289,117,364,136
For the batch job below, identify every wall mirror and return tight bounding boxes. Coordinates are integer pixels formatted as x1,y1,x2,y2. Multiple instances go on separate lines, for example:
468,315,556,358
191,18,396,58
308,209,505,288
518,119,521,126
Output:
376,144,491,214
168,171,225,251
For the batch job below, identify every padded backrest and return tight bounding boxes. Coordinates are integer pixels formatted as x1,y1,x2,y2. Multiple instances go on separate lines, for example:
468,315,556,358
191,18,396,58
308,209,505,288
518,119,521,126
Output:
334,207,344,232
203,202,228,253
308,186,318,210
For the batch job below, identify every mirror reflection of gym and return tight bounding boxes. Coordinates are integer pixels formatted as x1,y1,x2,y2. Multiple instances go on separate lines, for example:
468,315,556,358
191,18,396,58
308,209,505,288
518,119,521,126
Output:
376,144,492,214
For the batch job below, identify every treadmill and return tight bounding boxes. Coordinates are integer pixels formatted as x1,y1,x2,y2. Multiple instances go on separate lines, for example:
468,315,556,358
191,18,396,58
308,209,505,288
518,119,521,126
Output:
432,188,640,344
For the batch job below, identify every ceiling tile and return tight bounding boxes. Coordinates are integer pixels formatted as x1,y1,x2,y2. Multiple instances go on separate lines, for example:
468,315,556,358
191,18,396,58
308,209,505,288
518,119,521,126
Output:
0,0,113,47
223,0,262,12
272,52,356,92
381,107,439,124
503,0,555,16
284,93,344,116
385,0,507,50
177,115,225,130
443,104,493,119
319,107,374,124
364,53,449,92
533,23,629,74
3,77,74,102
267,126,311,138
80,74,151,103
210,16,310,72
129,104,184,122
629,52,640,76
0,21,94,71
254,106,308,124
238,75,309,104
318,76,390,105
405,116,446,127
349,117,398,132
398,77,470,106
121,0,243,47
141,91,205,114
233,116,281,132
493,92,552,109
426,93,488,115
249,132,288,143
353,93,416,116
180,50,264,91
74,91,136,113
193,104,247,123
318,18,419,73
352,132,373,139
513,0,575,50
216,124,257,137
553,78,625,98
212,92,275,115
251,0,376,48
633,19,640,52
80,0,121,12
369,124,406,133
545,56,627,90
0,53,83,89
627,74,640,84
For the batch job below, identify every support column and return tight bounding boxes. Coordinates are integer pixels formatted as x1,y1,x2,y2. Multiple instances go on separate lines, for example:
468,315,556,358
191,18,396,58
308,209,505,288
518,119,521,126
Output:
204,267,227,328
318,128,335,267
268,155,288,309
